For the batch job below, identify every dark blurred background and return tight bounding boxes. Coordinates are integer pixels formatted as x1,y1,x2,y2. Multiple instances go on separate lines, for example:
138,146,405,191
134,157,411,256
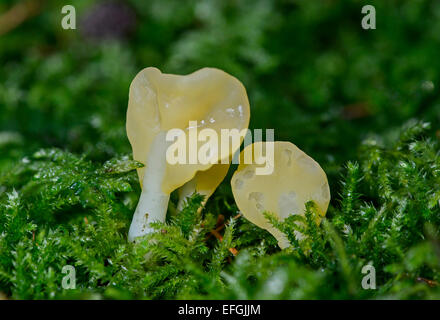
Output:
1,0,439,185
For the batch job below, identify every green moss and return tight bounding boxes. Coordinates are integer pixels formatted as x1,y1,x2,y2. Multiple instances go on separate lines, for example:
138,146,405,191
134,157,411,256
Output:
0,121,438,299
1,0,440,299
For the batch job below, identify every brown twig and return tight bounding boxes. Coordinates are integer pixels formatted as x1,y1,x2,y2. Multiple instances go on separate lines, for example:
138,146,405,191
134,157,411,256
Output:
32,230,38,246
0,0,44,36
416,277,439,288
207,213,242,256
341,102,370,120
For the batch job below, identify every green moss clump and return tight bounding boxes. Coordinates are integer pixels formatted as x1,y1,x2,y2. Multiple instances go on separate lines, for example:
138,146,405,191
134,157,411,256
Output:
0,121,439,299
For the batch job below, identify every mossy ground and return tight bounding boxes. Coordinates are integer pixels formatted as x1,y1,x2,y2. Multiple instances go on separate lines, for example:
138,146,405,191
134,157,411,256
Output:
0,0,439,299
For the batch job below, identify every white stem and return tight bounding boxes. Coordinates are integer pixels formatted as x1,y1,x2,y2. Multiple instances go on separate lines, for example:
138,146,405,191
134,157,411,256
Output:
128,132,170,242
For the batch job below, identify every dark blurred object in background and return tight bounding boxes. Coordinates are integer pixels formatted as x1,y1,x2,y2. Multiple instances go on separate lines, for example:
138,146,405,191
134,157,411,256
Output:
80,1,136,41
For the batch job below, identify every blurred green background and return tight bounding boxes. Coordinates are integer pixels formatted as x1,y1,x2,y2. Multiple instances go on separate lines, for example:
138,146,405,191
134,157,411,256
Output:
1,0,440,300
1,0,439,182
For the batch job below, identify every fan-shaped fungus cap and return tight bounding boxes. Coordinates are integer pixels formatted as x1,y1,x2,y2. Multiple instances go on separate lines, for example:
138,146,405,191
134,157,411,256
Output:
126,67,250,241
231,141,330,249
177,163,230,211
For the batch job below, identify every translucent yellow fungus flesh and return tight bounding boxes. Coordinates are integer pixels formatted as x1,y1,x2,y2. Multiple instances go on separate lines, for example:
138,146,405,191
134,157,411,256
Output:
231,141,330,248
127,67,250,194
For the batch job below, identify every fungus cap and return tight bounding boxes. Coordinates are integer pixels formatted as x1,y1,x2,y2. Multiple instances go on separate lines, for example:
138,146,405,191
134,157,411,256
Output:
231,141,330,248
177,163,230,210
127,67,250,193
126,67,250,241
